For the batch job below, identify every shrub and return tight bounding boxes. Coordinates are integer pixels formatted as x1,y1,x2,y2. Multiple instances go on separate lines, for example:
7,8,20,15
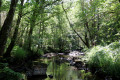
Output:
37,49,44,55
0,67,23,80
0,63,8,69
12,46,28,61
0,63,23,80
87,42,120,78
109,42,120,50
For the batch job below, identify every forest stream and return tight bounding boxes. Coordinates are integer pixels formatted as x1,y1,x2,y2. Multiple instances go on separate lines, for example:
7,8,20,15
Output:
0,0,120,80
27,51,106,80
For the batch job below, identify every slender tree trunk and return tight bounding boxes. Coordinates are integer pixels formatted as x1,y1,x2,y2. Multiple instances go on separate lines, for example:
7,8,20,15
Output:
0,0,1,9
28,19,35,50
84,21,93,47
0,0,18,56
18,26,26,47
22,25,29,48
85,32,90,48
97,14,100,30
62,2,89,48
27,0,40,50
41,23,45,48
0,0,2,28
27,11,37,50
27,0,45,50
4,0,24,58
36,22,41,53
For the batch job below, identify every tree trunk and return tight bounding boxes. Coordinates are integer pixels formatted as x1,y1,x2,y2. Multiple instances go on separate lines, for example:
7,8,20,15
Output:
62,2,90,48
17,26,27,47
0,0,1,9
0,0,18,56
85,32,90,48
36,22,41,53
0,0,2,28
28,20,35,50
27,0,43,50
4,0,24,58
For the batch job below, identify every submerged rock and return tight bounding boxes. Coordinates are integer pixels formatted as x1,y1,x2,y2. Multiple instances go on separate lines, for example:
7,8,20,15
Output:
69,51,85,57
48,75,53,79
58,53,64,55
32,67,47,76
42,53,57,58
69,60,75,66
26,70,33,77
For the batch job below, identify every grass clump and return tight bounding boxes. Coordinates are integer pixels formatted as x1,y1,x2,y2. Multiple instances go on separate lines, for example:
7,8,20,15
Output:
87,42,120,79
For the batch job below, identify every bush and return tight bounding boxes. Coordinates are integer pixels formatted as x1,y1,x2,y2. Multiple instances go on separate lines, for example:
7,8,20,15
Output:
109,42,120,50
37,49,44,55
87,42,120,78
0,67,23,80
0,63,23,80
12,46,28,61
0,63,8,69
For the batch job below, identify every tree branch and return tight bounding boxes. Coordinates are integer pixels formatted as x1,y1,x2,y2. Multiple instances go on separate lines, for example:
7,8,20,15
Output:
62,2,89,48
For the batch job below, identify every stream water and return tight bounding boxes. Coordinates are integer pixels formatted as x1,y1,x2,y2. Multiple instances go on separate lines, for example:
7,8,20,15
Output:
28,57,103,80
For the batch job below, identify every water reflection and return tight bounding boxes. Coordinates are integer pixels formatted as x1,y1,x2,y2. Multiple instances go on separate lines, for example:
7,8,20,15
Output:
28,58,102,80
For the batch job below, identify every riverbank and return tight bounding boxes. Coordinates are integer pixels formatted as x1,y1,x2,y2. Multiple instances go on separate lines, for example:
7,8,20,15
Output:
1,42,120,80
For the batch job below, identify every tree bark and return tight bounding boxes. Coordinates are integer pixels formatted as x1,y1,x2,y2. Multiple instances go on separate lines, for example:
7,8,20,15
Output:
0,0,2,28
4,0,24,58
85,32,90,48
0,0,18,56
0,0,2,11
0,0,1,8
28,19,35,50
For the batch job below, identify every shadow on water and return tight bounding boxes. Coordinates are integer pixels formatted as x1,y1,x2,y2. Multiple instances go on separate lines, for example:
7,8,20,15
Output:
28,58,103,80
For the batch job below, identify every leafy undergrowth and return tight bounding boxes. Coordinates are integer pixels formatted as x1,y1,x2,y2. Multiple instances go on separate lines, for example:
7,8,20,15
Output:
11,46,41,62
0,63,23,80
12,46,28,61
86,42,120,79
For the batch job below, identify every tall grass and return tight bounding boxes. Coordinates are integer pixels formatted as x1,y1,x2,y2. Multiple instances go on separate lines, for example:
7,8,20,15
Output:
86,42,120,79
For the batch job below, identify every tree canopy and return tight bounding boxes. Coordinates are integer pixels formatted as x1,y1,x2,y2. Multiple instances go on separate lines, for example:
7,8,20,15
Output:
0,0,119,57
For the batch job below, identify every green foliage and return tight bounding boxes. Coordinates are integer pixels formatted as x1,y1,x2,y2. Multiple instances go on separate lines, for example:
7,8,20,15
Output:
12,46,28,61
0,67,23,80
37,49,44,55
0,63,8,69
87,42,120,78
109,42,120,50
0,63,23,80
